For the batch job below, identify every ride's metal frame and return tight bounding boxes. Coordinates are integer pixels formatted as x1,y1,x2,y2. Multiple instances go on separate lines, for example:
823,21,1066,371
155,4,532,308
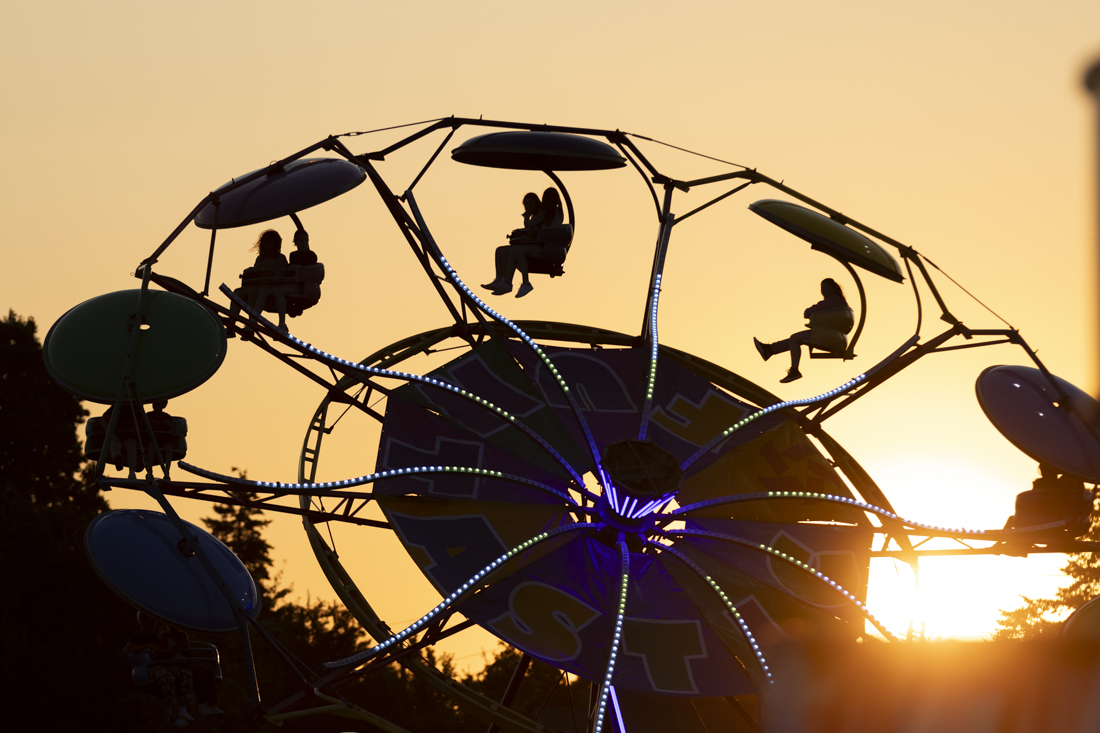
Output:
99,116,1097,731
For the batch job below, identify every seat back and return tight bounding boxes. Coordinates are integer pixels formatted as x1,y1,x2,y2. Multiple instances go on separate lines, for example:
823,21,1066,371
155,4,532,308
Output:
808,307,854,334
245,264,325,316
296,263,325,285
188,642,223,681
808,307,854,355
128,650,158,693
286,263,324,317
527,225,574,277
152,416,188,459
128,644,222,695
85,417,106,458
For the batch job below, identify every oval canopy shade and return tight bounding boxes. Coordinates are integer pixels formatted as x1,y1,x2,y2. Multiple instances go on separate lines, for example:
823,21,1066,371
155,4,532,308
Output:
749,199,904,283
86,510,260,632
44,289,227,404
194,157,366,230
976,365,1100,482
452,131,626,171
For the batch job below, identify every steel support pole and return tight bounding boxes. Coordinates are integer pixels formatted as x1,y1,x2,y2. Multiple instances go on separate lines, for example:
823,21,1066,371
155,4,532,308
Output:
1085,59,1100,393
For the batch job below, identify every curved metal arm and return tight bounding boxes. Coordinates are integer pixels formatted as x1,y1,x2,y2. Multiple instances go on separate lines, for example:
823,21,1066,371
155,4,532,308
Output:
543,170,573,228
839,259,867,356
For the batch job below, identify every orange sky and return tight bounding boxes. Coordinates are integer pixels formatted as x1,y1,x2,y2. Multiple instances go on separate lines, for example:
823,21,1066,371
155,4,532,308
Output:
5,1,1100,671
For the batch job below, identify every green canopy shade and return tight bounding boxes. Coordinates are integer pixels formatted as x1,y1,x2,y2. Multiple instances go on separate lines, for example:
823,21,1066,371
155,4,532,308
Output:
44,289,227,403
452,131,626,171
749,199,904,283
195,157,365,230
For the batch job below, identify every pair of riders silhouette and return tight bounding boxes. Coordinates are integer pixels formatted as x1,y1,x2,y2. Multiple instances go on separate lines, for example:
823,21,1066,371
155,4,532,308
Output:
227,228,320,335
481,188,565,298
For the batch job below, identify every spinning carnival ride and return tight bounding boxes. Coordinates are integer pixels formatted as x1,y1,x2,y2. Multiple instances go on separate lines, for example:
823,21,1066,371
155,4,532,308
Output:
46,118,1100,732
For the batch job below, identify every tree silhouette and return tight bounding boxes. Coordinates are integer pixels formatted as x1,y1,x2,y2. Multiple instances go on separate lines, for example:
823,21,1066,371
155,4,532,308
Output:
200,472,285,604
0,311,144,730
0,309,575,731
994,499,1100,640
195,490,472,732
460,643,590,731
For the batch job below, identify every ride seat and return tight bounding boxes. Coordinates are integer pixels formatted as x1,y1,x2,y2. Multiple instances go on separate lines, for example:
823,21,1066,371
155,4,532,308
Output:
1010,487,1093,536
128,643,222,697
286,263,324,317
148,415,188,461
238,263,325,317
526,225,574,278
85,415,188,464
807,307,855,359
85,417,109,460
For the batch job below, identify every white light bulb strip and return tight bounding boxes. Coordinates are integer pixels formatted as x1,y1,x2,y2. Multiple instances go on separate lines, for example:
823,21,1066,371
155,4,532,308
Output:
323,522,597,669
679,374,868,471
179,461,578,506
219,285,587,490
427,252,606,476
636,272,662,441
672,490,989,537
593,539,631,733
663,528,896,641
649,541,774,685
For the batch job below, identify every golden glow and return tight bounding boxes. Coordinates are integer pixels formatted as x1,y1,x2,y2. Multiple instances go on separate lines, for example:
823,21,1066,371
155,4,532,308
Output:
5,1,1100,672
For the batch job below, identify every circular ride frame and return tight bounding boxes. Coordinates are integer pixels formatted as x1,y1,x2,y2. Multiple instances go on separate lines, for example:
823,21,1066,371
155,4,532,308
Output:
107,117,1100,732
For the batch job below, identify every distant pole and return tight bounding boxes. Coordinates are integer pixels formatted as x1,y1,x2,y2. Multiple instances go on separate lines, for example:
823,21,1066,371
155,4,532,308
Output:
1087,59,1100,391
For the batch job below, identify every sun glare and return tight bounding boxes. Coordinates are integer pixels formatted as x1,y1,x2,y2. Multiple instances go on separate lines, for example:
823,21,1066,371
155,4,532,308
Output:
862,454,1071,639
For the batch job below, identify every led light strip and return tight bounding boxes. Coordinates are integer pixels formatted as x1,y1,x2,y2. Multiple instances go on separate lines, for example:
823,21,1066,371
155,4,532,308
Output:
665,528,896,640
600,468,623,516
650,541,774,685
615,490,677,521
426,251,605,473
323,522,597,669
179,461,579,506
637,272,662,441
672,490,990,536
679,374,867,471
609,685,628,733
593,539,631,733
219,285,587,490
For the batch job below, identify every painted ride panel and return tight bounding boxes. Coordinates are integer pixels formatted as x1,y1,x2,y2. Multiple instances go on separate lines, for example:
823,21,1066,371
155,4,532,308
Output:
373,337,872,695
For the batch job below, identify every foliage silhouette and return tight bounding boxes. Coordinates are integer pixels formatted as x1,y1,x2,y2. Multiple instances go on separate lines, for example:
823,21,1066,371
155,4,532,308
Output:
0,310,144,730
994,498,1100,640
194,488,587,731
1,309,581,731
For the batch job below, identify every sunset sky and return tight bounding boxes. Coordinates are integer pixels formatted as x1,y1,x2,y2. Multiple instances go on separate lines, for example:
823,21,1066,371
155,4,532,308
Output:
5,1,1100,673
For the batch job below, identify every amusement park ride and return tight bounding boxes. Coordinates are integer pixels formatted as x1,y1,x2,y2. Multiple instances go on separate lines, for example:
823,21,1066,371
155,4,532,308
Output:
43,117,1100,732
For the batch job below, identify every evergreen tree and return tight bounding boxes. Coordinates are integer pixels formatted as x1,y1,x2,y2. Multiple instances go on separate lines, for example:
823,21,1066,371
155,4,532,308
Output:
0,309,571,732
459,643,588,731
197,492,469,732
0,311,144,730
200,472,284,604
994,499,1100,640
